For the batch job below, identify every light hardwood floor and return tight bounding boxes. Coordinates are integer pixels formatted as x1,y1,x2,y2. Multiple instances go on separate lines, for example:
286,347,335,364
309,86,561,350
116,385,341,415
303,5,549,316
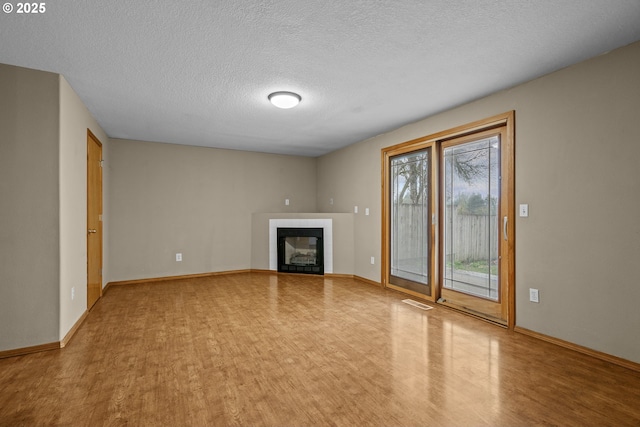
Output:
1,273,639,426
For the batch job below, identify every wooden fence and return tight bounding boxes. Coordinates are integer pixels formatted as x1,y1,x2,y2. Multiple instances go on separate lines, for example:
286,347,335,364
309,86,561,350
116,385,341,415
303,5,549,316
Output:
393,205,497,263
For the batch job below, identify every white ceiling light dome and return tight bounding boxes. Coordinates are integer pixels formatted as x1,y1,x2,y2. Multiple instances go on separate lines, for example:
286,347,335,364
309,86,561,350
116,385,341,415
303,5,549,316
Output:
268,91,301,109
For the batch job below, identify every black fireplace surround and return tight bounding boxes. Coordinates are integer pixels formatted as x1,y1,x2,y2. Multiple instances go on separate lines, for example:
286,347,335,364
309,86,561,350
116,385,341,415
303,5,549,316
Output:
277,227,324,275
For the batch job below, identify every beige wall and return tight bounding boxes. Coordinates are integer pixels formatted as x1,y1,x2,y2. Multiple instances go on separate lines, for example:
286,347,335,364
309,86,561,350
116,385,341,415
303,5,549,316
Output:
317,137,383,281
0,64,60,350
107,140,318,282
0,64,108,352
317,41,640,363
59,76,109,340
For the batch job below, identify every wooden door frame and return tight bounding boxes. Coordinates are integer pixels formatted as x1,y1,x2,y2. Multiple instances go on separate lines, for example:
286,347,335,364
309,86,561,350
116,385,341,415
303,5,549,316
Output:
87,129,103,309
381,111,515,328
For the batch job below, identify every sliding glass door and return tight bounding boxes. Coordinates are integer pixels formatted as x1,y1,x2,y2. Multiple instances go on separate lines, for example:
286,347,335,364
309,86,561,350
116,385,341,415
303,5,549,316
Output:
440,128,508,324
382,112,514,327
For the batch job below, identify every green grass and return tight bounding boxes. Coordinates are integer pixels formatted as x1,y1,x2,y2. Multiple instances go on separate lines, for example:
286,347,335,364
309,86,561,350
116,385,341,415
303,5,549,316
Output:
446,260,498,275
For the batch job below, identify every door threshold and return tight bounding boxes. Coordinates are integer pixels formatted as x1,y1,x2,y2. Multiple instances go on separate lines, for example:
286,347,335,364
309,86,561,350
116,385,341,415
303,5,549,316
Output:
437,298,508,328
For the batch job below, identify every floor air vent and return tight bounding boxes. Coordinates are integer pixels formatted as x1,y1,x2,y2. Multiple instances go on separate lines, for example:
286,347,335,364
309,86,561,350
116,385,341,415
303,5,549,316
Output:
402,299,433,311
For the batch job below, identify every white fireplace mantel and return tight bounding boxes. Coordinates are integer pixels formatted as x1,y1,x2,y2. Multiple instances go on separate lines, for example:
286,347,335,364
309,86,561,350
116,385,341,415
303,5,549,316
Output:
269,218,333,273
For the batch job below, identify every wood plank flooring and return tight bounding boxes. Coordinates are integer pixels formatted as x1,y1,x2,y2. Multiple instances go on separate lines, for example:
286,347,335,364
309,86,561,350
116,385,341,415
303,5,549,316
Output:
1,273,639,426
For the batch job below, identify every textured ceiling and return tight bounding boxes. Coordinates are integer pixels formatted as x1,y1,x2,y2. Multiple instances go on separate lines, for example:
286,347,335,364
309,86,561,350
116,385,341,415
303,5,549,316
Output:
2,1,640,157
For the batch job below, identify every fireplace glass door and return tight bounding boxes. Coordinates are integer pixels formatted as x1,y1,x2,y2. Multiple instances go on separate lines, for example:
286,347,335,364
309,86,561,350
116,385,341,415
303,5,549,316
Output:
277,228,324,275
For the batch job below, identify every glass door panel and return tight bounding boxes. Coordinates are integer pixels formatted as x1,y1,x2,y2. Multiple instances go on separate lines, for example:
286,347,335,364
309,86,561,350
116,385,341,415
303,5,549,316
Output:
443,136,499,299
440,127,509,324
389,148,431,296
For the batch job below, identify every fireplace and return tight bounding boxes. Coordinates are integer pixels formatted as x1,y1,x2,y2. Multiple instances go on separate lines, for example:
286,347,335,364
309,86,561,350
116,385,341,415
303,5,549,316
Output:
277,228,324,275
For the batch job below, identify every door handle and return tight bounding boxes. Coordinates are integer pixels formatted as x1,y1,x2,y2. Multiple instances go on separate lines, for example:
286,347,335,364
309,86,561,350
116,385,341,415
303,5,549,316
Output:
88,229,97,234
503,216,508,241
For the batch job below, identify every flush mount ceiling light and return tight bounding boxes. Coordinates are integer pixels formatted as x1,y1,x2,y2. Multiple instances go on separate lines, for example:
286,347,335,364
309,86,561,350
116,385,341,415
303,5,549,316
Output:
268,91,301,109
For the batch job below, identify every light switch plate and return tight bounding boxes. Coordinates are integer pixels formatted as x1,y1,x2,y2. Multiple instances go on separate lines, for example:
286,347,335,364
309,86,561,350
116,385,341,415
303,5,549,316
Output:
529,288,539,303
519,204,529,217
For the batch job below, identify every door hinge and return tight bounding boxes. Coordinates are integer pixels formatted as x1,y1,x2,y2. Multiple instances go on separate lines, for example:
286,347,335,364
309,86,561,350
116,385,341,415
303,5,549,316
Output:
99,159,104,168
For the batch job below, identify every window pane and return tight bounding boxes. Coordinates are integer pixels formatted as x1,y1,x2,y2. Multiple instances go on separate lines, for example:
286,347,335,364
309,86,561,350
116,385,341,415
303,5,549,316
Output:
390,149,430,288
284,236,318,266
443,136,499,300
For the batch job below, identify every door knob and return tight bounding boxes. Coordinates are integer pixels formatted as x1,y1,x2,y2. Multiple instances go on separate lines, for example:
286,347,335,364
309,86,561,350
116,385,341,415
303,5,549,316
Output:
88,229,97,234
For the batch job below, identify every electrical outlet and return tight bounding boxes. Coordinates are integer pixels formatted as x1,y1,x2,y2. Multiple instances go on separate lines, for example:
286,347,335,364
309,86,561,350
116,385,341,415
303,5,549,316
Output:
529,288,539,303
354,206,358,214
329,198,334,205
285,199,290,206
365,208,370,216
370,256,375,265
71,287,75,300
176,253,182,262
